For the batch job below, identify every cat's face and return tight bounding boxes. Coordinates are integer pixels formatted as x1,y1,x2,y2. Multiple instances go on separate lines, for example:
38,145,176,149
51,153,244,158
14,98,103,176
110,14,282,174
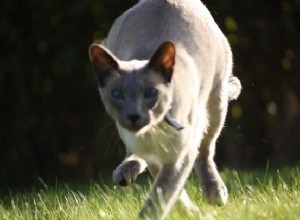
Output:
89,42,175,133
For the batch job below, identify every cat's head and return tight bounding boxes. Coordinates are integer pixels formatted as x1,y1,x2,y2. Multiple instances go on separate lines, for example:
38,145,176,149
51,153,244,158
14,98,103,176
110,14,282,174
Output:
89,41,175,133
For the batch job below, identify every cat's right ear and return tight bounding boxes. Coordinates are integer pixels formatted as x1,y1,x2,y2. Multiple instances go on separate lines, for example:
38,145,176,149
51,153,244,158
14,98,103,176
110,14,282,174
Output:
89,44,119,87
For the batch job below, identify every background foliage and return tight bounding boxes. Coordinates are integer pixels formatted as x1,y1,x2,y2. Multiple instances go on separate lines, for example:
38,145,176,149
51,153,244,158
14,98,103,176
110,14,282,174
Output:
0,0,299,187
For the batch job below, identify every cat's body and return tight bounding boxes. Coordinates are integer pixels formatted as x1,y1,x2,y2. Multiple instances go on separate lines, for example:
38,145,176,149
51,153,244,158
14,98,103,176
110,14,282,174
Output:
89,0,241,219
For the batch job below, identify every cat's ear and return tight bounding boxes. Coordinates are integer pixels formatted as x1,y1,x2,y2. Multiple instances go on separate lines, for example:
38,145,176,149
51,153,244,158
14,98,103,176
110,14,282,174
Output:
148,41,175,83
89,43,119,87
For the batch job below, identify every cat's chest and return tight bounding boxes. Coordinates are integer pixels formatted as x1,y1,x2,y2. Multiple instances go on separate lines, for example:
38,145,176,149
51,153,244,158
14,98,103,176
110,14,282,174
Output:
117,123,184,164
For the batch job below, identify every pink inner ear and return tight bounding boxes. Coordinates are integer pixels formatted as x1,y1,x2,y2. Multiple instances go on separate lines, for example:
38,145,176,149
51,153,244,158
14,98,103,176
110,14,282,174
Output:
149,41,176,70
89,44,118,70
162,53,175,70
159,42,175,69
91,46,101,58
90,45,106,64
147,41,176,82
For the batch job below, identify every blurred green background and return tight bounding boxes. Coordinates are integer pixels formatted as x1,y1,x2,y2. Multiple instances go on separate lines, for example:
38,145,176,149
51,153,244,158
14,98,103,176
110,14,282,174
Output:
0,0,299,188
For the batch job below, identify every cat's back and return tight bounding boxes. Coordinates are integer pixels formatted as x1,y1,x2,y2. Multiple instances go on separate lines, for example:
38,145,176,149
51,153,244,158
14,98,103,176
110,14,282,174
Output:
105,0,221,60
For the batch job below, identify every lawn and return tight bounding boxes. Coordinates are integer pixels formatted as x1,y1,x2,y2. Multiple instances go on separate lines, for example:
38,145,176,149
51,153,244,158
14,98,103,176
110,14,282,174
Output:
1,165,299,220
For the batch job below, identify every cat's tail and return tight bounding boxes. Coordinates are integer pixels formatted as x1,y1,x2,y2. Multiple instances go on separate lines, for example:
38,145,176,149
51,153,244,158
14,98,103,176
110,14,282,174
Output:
228,76,241,101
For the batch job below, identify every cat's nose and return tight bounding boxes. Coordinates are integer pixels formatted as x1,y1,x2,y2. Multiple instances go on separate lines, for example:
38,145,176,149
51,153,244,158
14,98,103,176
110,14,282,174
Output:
127,114,141,124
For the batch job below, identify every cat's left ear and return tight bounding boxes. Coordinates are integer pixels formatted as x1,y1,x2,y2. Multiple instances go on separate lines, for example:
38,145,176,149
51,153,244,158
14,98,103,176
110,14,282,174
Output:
148,41,175,83
89,43,119,87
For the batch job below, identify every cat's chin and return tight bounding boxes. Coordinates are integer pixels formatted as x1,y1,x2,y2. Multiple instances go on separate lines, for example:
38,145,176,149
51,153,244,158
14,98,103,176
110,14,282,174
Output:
135,124,153,136
120,123,153,136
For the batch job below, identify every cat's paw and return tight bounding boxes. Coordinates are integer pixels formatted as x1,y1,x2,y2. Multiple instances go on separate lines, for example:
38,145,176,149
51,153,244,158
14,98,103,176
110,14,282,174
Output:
112,160,141,186
138,198,158,219
202,178,228,205
196,161,228,205
180,190,200,213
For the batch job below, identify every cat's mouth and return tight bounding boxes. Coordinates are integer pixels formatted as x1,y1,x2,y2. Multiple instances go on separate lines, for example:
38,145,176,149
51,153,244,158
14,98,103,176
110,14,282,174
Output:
126,125,145,132
119,116,150,133
123,123,153,135
121,113,184,133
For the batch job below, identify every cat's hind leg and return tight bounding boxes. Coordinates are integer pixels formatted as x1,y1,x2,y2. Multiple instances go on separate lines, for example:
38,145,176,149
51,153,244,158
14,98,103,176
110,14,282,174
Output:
193,82,229,205
113,153,147,186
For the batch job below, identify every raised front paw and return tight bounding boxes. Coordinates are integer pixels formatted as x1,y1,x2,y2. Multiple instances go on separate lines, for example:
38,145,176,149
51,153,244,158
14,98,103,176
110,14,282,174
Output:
112,160,142,186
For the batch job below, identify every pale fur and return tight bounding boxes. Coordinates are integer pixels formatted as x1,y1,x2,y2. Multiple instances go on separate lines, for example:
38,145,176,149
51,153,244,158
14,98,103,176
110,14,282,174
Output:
90,0,241,219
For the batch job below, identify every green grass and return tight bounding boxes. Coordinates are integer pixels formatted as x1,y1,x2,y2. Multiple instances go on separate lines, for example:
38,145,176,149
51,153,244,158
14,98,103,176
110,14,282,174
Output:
1,166,300,220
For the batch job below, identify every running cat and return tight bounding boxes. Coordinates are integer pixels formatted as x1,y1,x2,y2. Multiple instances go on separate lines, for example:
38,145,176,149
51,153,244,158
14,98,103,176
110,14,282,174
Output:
89,0,241,218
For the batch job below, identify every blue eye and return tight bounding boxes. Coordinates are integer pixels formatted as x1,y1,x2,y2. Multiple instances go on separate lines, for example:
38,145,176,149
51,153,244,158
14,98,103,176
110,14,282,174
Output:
111,89,125,100
144,88,158,99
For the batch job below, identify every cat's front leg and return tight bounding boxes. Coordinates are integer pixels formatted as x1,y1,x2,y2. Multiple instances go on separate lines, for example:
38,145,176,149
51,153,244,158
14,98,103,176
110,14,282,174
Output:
113,153,147,186
139,151,197,219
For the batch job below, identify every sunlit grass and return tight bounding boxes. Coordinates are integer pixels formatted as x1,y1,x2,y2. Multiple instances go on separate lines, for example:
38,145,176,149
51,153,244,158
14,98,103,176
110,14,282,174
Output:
1,166,300,219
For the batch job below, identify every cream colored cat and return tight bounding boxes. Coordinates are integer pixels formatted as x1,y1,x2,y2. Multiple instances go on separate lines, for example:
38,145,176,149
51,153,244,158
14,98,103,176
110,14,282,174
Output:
89,0,241,219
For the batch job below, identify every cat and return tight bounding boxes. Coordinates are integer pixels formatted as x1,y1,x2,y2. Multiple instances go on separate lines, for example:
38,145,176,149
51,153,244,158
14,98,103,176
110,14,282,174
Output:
89,0,241,219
